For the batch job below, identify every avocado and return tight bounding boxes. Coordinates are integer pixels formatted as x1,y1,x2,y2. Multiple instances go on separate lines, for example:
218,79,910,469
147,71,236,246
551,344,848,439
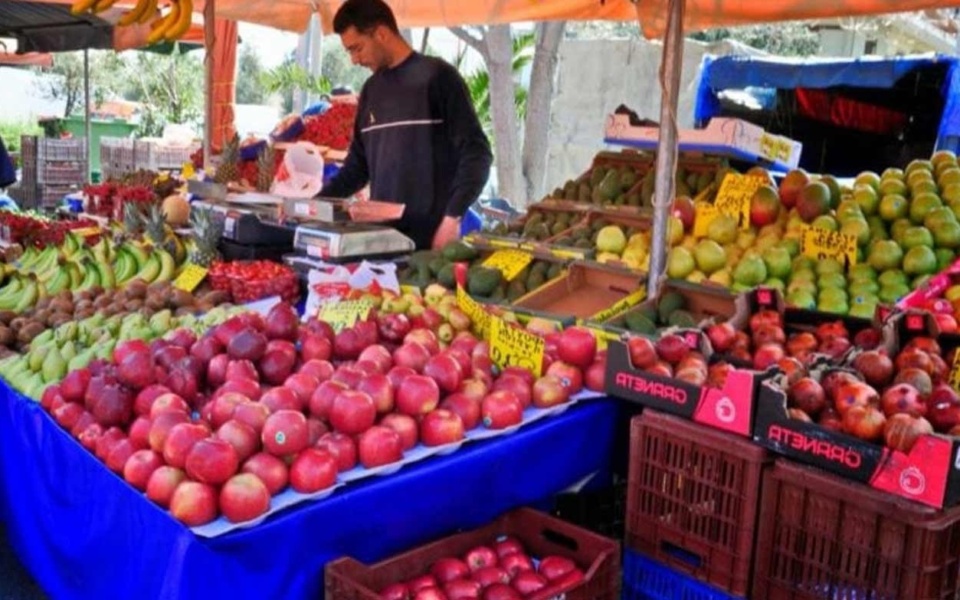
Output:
619,167,637,190
437,263,457,288
408,250,438,269
668,310,697,328
579,183,593,203
657,291,686,324
591,166,608,187
428,257,448,277
598,171,621,202
442,241,478,262
467,266,503,297
546,263,563,280
638,303,659,323
530,261,548,276
526,271,546,291
551,221,568,236
489,284,506,302
507,279,527,301
590,188,604,204
624,311,656,334
414,264,432,289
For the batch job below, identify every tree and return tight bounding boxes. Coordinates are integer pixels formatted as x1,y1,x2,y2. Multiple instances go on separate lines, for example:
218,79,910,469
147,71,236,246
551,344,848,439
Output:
319,37,369,93
236,44,267,104
261,60,332,114
451,23,566,206
689,23,820,56
124,52,205,137
36,53,85,118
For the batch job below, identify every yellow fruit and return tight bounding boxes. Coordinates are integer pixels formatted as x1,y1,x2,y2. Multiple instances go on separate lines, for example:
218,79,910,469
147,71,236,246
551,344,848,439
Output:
687,271,706,284
596,226,627,254
162,194,190,227
596,252,620,263
667,216,685,246
736,231,755,250
709,269,732,287
945,285,960,303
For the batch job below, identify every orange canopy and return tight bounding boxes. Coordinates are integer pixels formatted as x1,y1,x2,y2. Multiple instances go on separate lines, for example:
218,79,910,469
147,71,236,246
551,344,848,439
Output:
211,0,960,38
0,52,53,67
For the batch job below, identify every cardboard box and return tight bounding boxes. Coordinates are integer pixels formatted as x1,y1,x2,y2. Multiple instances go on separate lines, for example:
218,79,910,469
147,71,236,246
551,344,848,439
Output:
466,203,591,250
753,311,960,508
596,280,743,337
515,261,646,321
604,336,759,437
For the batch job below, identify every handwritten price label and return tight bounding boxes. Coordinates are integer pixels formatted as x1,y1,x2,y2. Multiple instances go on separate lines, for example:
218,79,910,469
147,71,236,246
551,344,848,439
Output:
800,225,858,268
715,173,766,230
458,284,490,340
693,203,721,238
173,263,208,292
317,299,375,333
489,316,545,376
482,249,534,281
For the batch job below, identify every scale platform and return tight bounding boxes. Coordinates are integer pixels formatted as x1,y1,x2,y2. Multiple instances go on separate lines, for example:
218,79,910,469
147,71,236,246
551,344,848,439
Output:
293,221,415,263
191,199,295,246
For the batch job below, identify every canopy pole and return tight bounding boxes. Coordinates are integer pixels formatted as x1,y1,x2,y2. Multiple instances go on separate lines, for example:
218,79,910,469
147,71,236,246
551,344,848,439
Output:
203,0,215,168
647,0,685,299
83,48,91,184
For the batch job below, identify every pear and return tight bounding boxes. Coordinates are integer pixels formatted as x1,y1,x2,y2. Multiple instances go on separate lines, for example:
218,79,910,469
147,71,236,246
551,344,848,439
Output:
60,340,77,363
31,328,54,348
41,347,67,384
28,345,51,373
150,309,173,335
68,348,96,372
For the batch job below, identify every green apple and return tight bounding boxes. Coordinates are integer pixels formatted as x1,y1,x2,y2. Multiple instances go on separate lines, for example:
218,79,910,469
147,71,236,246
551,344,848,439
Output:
811,215,838,231
763,247,792,280
786,289,816,310
902,245,938,276
836,199,864,223
868,240,904,271
848,263,877,283
901,226,935,249
855,171,881,192
816,258,844,276
936,248,957,271
818,272,846,290
667,247,696,279
853,185,880,216
840,218,871,246
910,193,944,225
732,255,768,287
891,219,913,245
879,194,908,222
879,269,908,288
934,221,960,249
693,239,728,275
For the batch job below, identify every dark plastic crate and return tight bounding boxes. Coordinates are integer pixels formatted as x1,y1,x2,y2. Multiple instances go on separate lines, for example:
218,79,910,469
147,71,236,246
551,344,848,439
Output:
623,549,743,600
552,476,627,541
325,508,620,599
753,460,960,600
627,410,771,597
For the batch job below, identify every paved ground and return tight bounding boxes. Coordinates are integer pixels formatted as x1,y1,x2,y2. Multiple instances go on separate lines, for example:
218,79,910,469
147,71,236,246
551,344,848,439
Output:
0,523,45,600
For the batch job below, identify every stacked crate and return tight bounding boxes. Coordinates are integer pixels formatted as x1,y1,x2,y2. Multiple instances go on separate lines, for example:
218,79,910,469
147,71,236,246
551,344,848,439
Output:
17,135,86,209
99,138,136,180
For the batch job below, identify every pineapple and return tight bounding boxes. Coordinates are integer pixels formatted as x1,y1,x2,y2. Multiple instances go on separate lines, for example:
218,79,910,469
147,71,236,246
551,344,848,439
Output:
143,204,167,248
117,202,143,244
189,209,224,267
214,134,240,185
255,145,276,193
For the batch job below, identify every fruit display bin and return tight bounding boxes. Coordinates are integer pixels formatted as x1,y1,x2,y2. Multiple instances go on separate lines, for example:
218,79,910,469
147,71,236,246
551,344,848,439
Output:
465,203,592,254
753,460,960,600
604,337,760,437
626,410,771,598
324,508,621,599
514,261,647,323
623,550,743,600
752,311,960,509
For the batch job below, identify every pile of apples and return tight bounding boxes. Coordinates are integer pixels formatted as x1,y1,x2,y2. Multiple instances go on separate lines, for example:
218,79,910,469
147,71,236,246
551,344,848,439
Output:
704,309,881,372
379,538,583,600
40,291,605,527
781,335,960,452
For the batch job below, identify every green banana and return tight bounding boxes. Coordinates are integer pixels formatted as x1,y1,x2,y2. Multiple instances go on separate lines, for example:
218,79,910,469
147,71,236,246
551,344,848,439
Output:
153,250,176,283
76,260,101,291
123,242,149,270
12,278,39,313
134,254,161,283
94,261,116,289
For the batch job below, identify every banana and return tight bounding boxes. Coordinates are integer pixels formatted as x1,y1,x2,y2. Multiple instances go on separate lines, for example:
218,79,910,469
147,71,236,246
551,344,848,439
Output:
44,268,70,296
62,232,80,257
70,0,99,15
94,261,116,290
118,0,152,26
0,276,23,304
65,261,83,290
16,246,40,270
137,0,159,24
113,250,134,285
135,254,161,283
153,250,176,283
164,0,192,41
147,1,180,45
93,0,119,13
28,247,58,276
11,277,38,313
77,261,101,291
123,242,148,271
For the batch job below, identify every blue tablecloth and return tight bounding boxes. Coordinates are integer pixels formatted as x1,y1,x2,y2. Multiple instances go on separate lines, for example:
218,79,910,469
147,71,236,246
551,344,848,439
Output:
0,382,617,600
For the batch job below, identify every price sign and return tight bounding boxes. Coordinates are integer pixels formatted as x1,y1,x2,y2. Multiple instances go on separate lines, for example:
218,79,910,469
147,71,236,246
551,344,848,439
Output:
591,288,647,323
457,284,490,340
949,352,960,393
182,162,196,180
173,263,208,292
482,250,534,281
317,299,375,333
800,225,858,268
693,203,721,238
489,316,545,376
759,133,792,164
715,173,766,230
71,227,101,238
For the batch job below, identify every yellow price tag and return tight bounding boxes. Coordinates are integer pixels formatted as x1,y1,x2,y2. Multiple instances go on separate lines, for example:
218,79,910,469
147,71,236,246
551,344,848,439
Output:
182,162,196,180
457,284,490,340
399,285,422,297
489,316,545,377
482,250,534,281
693,203,720,238
317,299,375,333
583,325,620,351
71,227,101,237
949,353,960,392
715,173,765,230
590,288,647,323
760,133,792,163
173,263,208,292
800,225,858,268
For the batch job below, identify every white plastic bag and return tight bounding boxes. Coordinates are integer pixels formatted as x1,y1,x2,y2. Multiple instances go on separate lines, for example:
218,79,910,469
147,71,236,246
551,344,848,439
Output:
303,261,400,321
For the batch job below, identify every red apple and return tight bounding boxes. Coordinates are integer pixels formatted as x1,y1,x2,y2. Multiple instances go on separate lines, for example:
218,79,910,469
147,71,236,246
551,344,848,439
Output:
388,366,417,389
380,413,419,450
315,432,358,472
538,556,576,581
545,361,583,394
329,390,377,435
512,571,548,596
880,383,925,418
358,373,396,414
185,437,240,485
557,327,597,369
331,365,365,389
259,350,296,385
309,380,348,421
233,401,271,433
584,360,605,392
432,558,471,584
216,378,262,402
284,373,320,407
216,419,260,462
105,439,136,474
424,354,464,394
358,345,393,374
261,386,303,413
60,368,91,404
170,481,219,526
289,448,338,493
531,375,571,408
440,394,481,430
242,452,289,495
492,375,532,409
262,410,309,456
219,473,271,523
300,334,333,363
149,393,191,419
210,392,248,428
358,425,404,468
396,375,441,417
627,337,658,369
393,342,432,373
163,422,211,469
298,359,335,383
226,359,260,384
482,391,523,430
145,465,186,508
134,384,172,417
128,416,152,450
420,409,465,447
148,411,190,453
705,322,737,353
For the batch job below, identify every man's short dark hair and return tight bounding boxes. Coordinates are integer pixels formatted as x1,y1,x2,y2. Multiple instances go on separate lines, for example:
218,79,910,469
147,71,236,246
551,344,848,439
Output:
333,0,400,36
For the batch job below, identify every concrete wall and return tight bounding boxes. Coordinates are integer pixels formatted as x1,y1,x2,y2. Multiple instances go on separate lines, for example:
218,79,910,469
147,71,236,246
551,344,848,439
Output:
544,38,760,190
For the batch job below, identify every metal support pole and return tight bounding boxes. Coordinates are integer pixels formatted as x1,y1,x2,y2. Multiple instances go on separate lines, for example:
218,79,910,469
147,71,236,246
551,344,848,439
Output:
647,0,686,299
203,0,215,168
83,48,91,184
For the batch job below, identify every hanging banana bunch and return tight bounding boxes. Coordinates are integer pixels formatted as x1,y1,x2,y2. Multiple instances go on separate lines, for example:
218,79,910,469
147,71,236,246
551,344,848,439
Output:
70,0,120,16
146,0,194,43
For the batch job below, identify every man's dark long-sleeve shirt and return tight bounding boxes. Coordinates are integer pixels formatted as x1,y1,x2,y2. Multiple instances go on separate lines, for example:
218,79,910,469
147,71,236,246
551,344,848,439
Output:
0,136,15,189
322,52,493,249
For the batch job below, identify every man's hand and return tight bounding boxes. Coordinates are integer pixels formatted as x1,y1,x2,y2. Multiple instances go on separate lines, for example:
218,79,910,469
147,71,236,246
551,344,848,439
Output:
432,216,461,250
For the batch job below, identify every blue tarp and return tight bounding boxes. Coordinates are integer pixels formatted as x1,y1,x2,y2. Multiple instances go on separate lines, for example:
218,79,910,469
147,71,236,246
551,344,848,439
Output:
694,54,960,154
0,383,617,600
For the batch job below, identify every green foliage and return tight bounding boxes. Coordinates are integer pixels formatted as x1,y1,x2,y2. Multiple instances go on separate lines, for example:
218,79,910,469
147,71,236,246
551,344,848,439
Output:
0,119,42,152
236,44,267,105
690,23,820,56
260,58,332,114
123,52,205,137
320,38,370,93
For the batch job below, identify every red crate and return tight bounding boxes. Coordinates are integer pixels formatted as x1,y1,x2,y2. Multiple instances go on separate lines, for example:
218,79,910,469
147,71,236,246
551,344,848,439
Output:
325,508,620,599
753,460,960,600
626,410,771,598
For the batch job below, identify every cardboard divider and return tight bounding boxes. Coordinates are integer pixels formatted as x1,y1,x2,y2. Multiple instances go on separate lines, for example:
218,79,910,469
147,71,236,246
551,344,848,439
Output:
466,204,592,251
514,261,646,321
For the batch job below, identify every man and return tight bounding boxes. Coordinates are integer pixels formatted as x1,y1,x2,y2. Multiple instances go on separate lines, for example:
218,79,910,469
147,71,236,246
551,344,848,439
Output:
320,0,493,250
0,135,15,191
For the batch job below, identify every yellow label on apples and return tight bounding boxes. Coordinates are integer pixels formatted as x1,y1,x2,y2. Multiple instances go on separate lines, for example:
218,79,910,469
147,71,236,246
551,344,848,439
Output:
317,299,375,333
173,263,208,293
693,203,721,238
800,225,858,268
489,316,545,376
457,284,490,340
482,249,534,281
714,173,765,230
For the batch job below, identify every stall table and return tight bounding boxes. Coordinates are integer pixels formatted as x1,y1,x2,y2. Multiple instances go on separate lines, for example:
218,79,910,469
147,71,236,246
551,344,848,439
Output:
0,383,617,600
